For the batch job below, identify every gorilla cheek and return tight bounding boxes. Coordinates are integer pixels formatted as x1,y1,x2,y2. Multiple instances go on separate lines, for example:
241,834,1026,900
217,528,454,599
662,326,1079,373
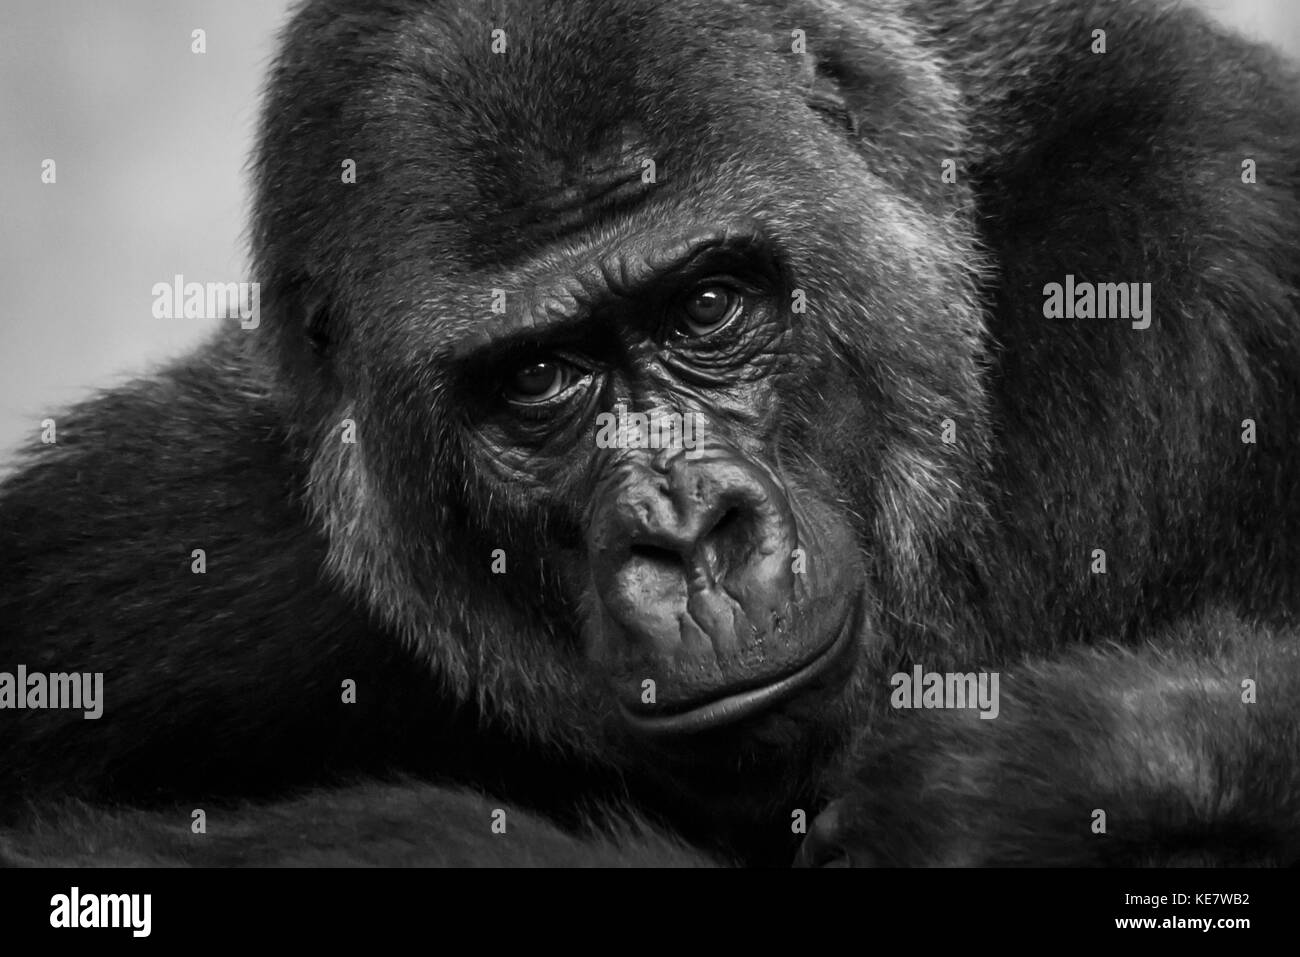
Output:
586,440,863,734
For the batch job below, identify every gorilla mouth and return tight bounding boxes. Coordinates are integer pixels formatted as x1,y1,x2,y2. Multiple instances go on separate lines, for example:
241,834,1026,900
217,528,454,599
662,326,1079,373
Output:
619,597,862,736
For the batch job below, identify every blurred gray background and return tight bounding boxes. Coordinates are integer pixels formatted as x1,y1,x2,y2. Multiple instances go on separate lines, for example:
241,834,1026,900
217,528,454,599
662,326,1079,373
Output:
1,0,1297,456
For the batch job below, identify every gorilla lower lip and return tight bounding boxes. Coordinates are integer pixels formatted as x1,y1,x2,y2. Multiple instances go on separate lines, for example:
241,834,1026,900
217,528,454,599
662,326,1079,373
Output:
620,605,860,736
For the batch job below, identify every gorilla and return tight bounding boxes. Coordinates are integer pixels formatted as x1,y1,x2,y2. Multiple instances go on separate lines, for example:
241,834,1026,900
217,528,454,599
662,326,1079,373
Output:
1,0,1298,868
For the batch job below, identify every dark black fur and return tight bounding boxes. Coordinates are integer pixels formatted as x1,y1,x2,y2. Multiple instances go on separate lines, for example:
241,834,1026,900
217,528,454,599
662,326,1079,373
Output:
1,0,1297,866
0,784,714,868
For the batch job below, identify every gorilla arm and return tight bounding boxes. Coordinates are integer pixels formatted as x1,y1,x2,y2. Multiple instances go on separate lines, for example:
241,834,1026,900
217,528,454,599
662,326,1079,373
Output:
799,612,1300,867
0,783,715,868
0,339,453,806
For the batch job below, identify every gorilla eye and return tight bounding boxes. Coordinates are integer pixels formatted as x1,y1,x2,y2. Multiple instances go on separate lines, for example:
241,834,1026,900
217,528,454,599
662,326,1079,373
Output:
503,359,575,405
679,284,741,337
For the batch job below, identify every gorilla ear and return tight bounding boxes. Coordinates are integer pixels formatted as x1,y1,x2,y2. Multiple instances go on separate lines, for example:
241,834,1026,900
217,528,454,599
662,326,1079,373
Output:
807,83,859,137
288,275,332,354
801,53,859,137
306,298,331,354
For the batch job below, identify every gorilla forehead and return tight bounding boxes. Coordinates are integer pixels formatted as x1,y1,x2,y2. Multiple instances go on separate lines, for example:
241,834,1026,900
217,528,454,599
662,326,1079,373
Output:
255,0,859,265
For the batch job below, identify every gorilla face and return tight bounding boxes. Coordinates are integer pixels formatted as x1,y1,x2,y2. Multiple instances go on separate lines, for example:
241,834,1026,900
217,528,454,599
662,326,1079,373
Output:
254,0,990,778
501,234,870,735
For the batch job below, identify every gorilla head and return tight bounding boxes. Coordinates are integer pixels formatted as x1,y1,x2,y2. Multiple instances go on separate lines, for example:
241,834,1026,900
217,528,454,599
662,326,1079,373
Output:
250,0,990,804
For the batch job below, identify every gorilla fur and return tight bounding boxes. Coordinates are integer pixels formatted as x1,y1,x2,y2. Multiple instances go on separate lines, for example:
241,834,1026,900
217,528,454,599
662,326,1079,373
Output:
1,0,1297,866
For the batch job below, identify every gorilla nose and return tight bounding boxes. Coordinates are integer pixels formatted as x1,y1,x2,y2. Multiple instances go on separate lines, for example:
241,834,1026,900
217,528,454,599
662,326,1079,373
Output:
627,499,751,588
589,446,799,664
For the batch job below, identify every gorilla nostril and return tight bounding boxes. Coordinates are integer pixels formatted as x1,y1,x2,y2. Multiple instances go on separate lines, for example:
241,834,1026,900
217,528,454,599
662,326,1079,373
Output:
708,506,745,542
702,505,752,570
629,541,683,570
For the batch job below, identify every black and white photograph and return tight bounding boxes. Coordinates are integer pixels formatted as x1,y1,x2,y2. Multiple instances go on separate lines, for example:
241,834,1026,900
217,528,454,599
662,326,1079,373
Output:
0,0,1297,933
